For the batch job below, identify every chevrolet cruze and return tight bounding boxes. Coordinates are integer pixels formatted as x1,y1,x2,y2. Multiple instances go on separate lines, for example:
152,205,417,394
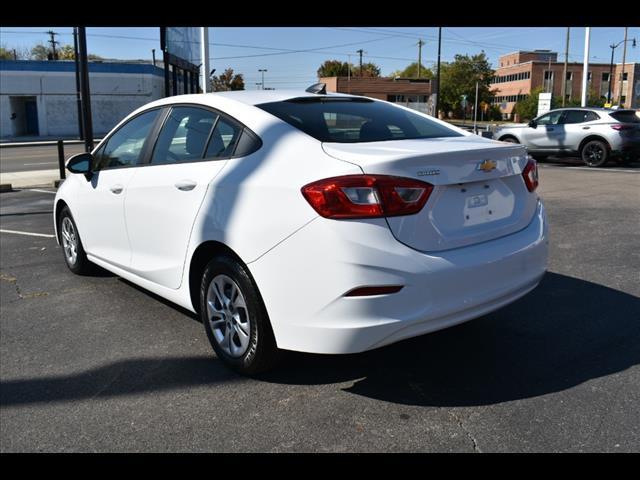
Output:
54,87,549,374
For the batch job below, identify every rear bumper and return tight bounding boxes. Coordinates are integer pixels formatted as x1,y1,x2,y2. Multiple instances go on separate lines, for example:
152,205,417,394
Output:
249,201,549,354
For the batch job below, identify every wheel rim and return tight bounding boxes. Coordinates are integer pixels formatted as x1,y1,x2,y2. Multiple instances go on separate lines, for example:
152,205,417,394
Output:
584,143,605,165
206,274,251,358
60,217,78,265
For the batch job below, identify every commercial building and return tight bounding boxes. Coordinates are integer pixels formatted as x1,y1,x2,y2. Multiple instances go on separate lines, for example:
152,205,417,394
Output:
490,51,640,119
0,60,165,139
320,76,433,113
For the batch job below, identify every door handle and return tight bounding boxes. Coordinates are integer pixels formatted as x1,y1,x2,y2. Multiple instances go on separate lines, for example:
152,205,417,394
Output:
175,180,197,191
582,126,591,130
110,185,124,194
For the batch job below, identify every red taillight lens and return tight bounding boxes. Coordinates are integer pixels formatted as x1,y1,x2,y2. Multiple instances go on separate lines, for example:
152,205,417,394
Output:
301,175,433,219
522,158,539,192
611,124,633,131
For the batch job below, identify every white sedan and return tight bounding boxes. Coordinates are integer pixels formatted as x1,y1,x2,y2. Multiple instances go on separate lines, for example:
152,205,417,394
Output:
54,87,548,374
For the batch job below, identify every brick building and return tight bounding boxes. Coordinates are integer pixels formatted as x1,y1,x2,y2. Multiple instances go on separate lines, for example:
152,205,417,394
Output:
490,50,639,119
319,76,432,113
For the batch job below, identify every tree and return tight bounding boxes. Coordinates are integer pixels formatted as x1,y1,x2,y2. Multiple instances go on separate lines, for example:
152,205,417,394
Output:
439,52,496,118
389,62,434,79
317,60,350,77
30,43,50,60
56,44,102,61
0,46,15,59
353,62,381,78
210,68,245,92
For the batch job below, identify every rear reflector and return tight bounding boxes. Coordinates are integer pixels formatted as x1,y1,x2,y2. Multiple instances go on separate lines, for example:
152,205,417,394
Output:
522,158,539,192
344,285,404,297
301,175,433,219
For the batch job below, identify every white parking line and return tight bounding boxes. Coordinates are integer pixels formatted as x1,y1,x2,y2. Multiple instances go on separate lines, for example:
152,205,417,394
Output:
26,189,57,194
0,229,55,238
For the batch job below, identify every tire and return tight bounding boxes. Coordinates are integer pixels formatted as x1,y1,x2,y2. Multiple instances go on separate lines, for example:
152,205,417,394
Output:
500,136,519,144
58,206,93,275
580,140,609,167
200,254,281,375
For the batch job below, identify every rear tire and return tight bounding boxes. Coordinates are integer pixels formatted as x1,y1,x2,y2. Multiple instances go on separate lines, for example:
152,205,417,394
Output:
58,206,93,275
500,136,519,144
200,255,281,375
580,140,609,167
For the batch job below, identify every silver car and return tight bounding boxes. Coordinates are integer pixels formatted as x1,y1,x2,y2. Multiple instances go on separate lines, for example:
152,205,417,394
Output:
495,108,640,167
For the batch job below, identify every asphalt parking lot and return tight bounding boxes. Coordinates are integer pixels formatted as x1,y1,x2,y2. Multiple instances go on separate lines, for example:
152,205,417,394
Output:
1,164,639,452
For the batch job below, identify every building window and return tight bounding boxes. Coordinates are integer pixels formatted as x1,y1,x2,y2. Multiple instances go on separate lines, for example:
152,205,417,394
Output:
602,72,610,82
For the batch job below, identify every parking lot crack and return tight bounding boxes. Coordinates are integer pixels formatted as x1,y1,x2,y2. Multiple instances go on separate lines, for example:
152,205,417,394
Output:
0,271,49,300
449,409,482,453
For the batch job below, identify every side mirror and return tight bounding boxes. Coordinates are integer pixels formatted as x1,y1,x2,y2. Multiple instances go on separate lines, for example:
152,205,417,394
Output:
528,120,537,128
66,152,93,176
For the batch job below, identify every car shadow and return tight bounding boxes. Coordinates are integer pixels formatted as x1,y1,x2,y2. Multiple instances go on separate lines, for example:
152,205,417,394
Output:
259,272,640,407
0,356,236,407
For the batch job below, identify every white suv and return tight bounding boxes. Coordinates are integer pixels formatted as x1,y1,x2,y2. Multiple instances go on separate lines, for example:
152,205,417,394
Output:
55,89,548,374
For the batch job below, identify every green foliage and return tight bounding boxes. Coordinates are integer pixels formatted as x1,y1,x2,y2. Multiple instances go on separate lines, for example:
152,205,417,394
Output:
317,60,350,77
30,43,50,60
211,68,245,91
352,62,381,78
0,46,14,60
439,52,495,118
389,62,434,79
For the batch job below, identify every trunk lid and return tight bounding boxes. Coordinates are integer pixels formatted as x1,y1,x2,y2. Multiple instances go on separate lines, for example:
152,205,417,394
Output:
322,136,538,252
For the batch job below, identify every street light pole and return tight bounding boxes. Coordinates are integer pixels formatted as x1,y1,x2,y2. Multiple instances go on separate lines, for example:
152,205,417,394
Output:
435,27,442,118
259,69,267,90
608,36,636,104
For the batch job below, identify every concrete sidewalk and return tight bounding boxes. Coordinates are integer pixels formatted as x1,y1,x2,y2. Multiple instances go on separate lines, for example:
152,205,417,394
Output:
0,169,60,188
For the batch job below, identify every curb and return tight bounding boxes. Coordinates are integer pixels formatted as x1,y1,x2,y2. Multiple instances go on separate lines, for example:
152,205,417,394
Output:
0,180,61,192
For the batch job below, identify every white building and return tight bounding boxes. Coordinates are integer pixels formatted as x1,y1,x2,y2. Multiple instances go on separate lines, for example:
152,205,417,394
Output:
0,60,165,139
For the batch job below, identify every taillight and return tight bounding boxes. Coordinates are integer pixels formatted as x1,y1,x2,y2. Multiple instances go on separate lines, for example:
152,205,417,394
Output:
522,158,539,192
611,124,633,131
301,175,433,219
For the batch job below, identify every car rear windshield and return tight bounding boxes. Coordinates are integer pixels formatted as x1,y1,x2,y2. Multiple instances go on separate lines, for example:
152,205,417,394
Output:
610,110,640,123
257,97,463,143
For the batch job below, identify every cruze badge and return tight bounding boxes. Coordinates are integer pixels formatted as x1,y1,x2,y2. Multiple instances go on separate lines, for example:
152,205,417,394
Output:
417,169,441,176
477,159,497,172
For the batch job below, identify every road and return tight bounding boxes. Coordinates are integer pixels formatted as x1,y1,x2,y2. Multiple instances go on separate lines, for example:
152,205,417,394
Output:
0,144,87,173
0,166,639,452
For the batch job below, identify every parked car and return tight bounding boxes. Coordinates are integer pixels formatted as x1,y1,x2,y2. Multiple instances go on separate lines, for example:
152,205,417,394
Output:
54,88,548,374
495,107,640,167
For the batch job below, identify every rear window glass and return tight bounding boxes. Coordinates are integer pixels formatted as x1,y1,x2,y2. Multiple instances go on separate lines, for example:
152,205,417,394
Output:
610,111,640,123
257,97,462,143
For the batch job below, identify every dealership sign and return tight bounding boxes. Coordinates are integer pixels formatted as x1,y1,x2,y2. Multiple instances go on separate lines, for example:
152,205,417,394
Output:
537,92,552,117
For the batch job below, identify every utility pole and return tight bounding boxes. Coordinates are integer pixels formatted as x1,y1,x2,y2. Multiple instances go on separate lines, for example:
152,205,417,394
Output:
547,56,552,93
416,39,425,78
46,30,59,60
561,27,570,107
73,27,84,140
347,54,351,93
77,27,94,152
435,27,442,118
581,27,590,107
152,48,156,67
356,49,364,76
12,49,17,60
618,27,628,107
259,69,267,90
473,81,479,134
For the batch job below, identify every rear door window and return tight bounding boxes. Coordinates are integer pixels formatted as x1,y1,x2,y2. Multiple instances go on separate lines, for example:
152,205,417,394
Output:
205,117,242,158
562,110,599,124
151,107,218,165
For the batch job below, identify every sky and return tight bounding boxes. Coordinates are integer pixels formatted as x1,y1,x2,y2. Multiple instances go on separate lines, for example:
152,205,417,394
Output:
1,27,639,89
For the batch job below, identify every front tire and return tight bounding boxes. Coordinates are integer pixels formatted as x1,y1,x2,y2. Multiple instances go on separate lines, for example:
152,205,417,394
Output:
581,140,609,167
200,255,281,375
58,206,92,275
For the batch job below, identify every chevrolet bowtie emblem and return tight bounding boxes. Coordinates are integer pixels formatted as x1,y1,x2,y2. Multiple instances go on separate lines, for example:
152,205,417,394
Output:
477,159,497,172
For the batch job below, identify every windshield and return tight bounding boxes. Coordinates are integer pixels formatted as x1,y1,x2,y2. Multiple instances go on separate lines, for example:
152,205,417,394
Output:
257,97,462,143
